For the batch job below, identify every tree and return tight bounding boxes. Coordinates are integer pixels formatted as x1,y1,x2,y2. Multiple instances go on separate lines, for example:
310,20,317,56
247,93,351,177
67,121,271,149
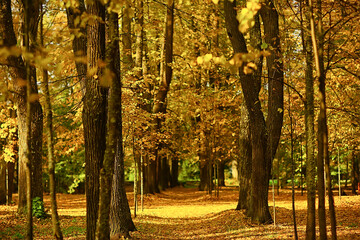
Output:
66,0,87,97
83,0,107,239
224,0,284,223
108,5,136,239
96,11,121,240
309,0,337,238
236,103,252,210
152,0,175,191
300,0,316,238
0,0,44,215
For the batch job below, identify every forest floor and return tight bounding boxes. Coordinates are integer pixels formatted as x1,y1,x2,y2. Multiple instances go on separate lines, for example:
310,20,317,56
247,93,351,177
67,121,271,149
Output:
1,184,360,239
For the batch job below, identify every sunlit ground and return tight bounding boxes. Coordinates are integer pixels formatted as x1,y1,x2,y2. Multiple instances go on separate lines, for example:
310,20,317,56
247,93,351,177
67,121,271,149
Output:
1,186,359,239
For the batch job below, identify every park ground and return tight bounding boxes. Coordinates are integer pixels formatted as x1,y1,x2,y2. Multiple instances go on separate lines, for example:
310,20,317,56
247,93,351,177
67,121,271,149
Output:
1,184,360,239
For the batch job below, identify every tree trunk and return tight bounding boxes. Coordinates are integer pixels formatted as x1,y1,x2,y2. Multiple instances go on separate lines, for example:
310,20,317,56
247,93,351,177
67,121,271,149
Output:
40,5,63,238
170,156,179,187
7,162,15,204
218,161,225,187
199,161,209,191
83,1,107,239
108,7,136,239
160,156,170,189
123,0,133,70
110,147,136,238
66,0,87,97
351,152,359,195
301,1,316,238
309,0,327,235
97,11,133,240
24,0,36,237
236,103,252,211
0,159,6,204
0,0,43,214
224,0,283,224
151,0,174,192
310,0,337,238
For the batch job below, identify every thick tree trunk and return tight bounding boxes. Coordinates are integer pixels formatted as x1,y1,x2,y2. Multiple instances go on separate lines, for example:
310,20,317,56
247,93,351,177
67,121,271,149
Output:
218,162,225,187
170,156,179,187
83,1,107,239
224,0,283,224
106,11,136,239
236,104,252,210
151,0,174,192
199,161,209,191
97,11,135,239
0,0,43,214
160,156,170,189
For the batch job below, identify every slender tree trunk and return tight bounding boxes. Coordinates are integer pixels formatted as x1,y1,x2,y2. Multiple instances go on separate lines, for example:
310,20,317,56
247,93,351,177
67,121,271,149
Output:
66,0,87,97
289,88,298,240
351,153,359,195
309,0,337,239
40,5,63,239
109,7,136,239
84,1,107,239
123,0,133,70
309,0,327,238
7,161,15,204
0,159,6,204
301,1,316,238
24,1,34,238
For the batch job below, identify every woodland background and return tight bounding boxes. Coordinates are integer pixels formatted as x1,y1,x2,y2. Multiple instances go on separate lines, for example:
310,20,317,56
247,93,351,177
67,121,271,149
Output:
0,0,360,239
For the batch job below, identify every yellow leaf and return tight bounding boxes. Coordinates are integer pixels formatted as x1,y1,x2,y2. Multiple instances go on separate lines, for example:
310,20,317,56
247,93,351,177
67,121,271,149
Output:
203,54,213,63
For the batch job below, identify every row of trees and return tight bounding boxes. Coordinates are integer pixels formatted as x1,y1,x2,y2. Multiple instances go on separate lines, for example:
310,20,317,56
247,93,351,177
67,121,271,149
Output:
0,0,360,239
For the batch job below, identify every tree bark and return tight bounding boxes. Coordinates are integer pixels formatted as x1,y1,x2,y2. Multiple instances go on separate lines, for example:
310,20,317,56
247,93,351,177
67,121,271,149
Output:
351,153,359,195
40,4,63,238
0,159,6,204
152,0,175,192
0,0,43,214
236,103,252,211
83,1,107,239
105,10,136,239
218,161,225,187
301,0,316,238
24,0,35,238
309,0,337,239
66,0,87,97
7,161,15,204
224,0,283,224
97,11,125,240
170,156,179,187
